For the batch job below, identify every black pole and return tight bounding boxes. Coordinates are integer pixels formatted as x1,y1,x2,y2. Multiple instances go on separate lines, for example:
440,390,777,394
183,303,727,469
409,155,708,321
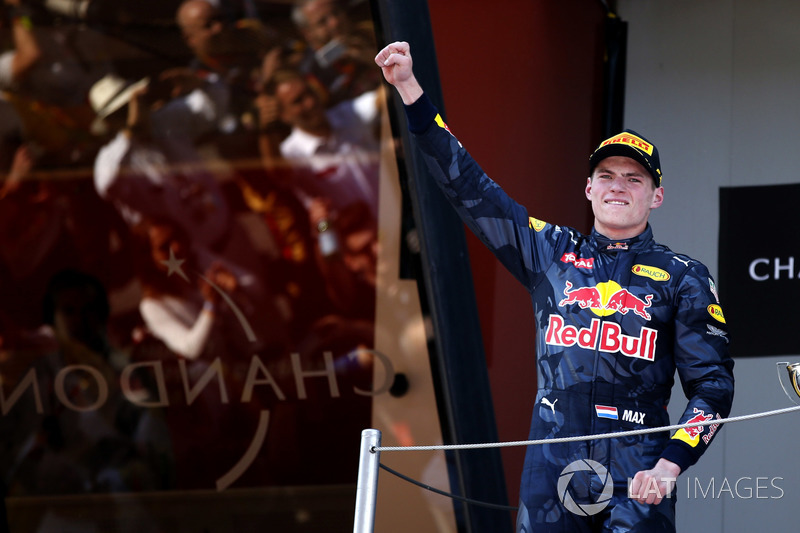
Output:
601,11,628,137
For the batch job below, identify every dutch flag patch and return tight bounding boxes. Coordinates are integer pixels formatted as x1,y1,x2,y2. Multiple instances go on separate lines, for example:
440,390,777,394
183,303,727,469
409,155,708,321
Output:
595,405,619,420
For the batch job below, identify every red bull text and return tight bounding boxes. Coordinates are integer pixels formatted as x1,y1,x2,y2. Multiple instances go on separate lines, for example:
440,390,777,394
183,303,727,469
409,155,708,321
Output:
545,315,657,361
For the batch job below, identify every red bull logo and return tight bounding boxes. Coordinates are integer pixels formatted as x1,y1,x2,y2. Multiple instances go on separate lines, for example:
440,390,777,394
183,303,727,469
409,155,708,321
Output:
559,281,653,320
671,408,713,448
434,114,455,136
545,315,658,361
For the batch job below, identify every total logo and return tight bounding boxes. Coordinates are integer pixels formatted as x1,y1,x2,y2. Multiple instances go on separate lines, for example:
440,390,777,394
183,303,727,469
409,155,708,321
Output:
561,252,594,270
559,280,653,320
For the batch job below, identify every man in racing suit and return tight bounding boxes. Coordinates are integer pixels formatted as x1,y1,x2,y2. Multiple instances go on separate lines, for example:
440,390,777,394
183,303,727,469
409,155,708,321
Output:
375,42,734,532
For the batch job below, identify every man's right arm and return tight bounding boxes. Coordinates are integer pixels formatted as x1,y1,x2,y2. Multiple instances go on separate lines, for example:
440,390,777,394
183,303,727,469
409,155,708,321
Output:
375,41,554,289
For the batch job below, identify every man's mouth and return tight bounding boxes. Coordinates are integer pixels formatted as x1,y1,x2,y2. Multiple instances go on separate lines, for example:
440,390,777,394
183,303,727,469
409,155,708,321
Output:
605,199,628,206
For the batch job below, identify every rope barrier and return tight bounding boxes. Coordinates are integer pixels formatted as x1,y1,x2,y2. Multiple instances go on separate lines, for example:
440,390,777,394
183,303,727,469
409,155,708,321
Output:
378,463,519,512
373,403,800,453
364,404,800,517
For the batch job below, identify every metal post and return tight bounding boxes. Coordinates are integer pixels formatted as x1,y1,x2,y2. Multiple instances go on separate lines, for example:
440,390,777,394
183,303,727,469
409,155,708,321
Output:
353,429,381,533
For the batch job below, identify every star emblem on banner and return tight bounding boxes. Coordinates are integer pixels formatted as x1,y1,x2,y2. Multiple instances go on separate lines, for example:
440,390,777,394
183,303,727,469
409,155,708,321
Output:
160,248,190,282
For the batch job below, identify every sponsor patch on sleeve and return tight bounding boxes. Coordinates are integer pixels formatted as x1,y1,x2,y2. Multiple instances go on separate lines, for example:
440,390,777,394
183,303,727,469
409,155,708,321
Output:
528,217,547,232
671,408,713,448
707,304,726,323
709,279,720,303
434,114,453,135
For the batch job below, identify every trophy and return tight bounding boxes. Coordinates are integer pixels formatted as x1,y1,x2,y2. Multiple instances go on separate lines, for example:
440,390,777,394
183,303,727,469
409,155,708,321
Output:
776,362,800,404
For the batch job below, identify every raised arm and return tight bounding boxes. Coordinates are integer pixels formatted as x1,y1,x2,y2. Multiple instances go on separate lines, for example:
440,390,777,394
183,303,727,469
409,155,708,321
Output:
4,0,42,84
374,41,423,105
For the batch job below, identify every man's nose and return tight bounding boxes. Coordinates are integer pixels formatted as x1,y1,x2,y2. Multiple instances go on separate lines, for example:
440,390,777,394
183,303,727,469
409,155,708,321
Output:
609,176,627,191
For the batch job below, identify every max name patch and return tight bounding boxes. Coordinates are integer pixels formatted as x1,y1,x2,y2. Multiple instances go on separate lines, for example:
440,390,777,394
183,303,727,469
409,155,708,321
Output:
595,405,646,424
600,133,653,155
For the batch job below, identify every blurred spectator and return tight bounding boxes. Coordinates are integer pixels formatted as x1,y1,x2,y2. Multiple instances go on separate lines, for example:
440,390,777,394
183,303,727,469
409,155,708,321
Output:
89,70,292,334
251,66,381,365
135,218,222,362
134,216,289,361
171,0,297,180
131,216,284,489
0,1,115,168
291,0,379,106
174,0,276,101
0,0,42,89
257,67,381,218
90,73,233,250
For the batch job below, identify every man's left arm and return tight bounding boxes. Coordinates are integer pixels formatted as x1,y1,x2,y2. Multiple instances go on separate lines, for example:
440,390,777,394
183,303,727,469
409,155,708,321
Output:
631,262,735,504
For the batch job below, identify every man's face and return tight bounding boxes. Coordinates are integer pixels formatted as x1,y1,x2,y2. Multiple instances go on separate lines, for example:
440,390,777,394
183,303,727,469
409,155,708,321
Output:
585,156,663,240
53,287,104,349
276,77,326,131
177,1,220,61
343,227,378,288
300,0,349,50
149,223,185,266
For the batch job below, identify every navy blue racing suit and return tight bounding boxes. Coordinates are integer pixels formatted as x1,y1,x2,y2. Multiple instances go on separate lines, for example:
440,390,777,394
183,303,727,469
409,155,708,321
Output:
403,94,735,532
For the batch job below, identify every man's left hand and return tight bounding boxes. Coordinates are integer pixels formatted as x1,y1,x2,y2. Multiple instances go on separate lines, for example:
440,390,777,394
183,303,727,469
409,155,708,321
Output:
628,458,681,505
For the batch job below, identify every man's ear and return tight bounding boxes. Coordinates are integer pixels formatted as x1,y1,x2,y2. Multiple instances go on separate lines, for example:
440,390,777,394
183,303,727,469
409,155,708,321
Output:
650,186,664,209
585,177,593,201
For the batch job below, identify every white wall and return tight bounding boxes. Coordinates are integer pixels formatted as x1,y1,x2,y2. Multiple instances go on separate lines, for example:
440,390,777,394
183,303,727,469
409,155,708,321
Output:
619,1,800,530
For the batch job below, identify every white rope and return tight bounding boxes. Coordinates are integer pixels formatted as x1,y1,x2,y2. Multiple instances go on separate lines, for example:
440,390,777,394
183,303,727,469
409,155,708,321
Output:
373,403,800,453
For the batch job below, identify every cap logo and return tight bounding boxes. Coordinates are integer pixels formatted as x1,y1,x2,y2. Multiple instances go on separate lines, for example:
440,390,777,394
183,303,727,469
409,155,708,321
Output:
599,133,653,156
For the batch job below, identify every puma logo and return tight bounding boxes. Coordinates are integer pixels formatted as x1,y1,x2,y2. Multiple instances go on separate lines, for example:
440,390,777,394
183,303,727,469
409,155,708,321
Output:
541,397,558,415
674,256,691,267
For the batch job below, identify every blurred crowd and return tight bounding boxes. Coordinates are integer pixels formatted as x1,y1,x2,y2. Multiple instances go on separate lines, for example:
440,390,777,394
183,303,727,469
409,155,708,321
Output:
0,0,383,502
